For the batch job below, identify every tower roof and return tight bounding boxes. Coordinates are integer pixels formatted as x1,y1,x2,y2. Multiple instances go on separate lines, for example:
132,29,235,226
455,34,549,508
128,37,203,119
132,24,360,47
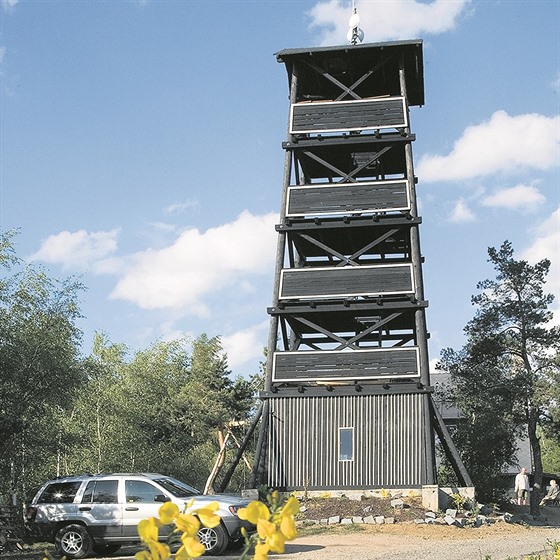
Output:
275,40,424,107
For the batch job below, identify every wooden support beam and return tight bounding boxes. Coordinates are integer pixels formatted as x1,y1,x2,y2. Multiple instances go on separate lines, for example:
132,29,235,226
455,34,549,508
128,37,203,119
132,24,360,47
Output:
429,394,473,487
217,402,264,493
300,59,362,100
204,431,230,495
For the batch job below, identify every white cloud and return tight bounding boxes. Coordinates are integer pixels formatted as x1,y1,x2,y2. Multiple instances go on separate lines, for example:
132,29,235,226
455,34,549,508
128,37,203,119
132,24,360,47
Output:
449,199,476,223
521,207,560,305
1,0,18,12
109,210,278,315
164,199,198,215
418,111,560,182
481,183,546,212
221,320,269,372
149,221,180,234
30,229,120,271
308,0,471,45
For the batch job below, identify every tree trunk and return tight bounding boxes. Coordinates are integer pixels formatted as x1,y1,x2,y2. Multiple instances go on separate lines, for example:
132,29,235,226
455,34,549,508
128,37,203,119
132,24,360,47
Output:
528,407,543,516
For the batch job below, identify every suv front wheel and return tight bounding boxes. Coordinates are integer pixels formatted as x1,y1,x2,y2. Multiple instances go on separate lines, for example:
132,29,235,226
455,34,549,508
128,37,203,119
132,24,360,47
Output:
197,524,228,555
55,524,92,559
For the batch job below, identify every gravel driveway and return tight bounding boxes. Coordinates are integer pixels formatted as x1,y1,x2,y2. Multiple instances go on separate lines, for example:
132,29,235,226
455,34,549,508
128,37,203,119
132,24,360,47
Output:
272,524,560,560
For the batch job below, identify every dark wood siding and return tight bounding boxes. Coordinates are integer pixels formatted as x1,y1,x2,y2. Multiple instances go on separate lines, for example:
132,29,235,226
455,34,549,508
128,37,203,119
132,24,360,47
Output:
279,264,414,299
290,97,407,134
267,393,426,489
272,347,420,382
286,180,409,217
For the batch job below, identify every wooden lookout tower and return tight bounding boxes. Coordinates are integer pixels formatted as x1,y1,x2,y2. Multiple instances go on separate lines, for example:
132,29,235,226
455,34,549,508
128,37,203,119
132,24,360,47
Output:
252,40,471,491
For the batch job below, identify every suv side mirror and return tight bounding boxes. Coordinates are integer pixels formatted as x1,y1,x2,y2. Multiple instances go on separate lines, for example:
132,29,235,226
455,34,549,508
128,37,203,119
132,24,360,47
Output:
154,494,170,503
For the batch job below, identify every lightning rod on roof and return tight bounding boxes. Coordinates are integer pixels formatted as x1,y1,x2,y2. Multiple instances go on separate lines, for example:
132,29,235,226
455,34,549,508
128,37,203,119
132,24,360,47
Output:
347,1,364,45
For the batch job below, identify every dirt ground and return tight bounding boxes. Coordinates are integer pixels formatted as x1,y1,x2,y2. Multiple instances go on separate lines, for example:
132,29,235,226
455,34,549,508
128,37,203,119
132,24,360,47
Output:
279,523,560,560
278,503,560,560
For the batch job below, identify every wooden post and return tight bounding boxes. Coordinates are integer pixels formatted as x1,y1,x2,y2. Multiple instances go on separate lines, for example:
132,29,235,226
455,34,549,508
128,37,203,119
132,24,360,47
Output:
217,402,263,493
203,431,230,495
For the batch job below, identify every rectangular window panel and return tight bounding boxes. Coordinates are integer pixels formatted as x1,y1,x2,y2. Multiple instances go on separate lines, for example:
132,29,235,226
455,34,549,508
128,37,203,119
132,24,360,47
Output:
339,427,354,462
38,482,82,504
92,480,118,504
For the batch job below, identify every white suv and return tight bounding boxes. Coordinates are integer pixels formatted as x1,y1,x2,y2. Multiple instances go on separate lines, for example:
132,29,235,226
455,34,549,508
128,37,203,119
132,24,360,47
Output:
24,473,253,557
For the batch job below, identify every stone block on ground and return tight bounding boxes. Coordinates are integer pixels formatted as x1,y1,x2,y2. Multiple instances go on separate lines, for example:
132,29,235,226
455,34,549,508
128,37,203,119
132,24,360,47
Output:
352,517,364,524
328,515,341,525
363,515,375,524
374,516,385,524
341,518,352,525
391,498,404,509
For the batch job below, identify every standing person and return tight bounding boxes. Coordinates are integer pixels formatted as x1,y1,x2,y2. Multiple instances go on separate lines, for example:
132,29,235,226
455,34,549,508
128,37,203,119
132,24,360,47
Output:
514,467,530,506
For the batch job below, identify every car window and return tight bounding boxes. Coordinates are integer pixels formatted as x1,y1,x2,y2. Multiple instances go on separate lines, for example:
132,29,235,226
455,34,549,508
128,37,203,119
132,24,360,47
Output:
154,478,199,498
81,480,118,504
37,482,82,504
125,480,164,503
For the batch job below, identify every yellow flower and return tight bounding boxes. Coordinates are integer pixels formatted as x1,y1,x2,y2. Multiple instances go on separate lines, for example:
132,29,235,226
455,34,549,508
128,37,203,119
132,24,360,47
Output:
254,542,270,560
196,501,221,528
136,491,299,560
176,537,206,559
238,500,270,524
280,496,300,517
138,517,159,542
267,530,286,554
146,540,170,560
280,515,297,540
257,518,276,540
158,502,179,525
175,513,200,537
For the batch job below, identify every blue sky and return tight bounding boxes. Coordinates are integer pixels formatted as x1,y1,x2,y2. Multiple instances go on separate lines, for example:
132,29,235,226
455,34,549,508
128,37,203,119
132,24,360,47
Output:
1,0,559,377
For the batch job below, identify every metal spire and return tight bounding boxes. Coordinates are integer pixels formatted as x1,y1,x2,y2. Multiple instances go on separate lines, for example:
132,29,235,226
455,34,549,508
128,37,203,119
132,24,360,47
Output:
347,1,364,45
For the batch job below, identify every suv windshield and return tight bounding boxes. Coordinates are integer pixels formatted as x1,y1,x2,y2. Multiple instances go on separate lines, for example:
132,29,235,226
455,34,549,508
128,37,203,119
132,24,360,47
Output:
154,477,200,498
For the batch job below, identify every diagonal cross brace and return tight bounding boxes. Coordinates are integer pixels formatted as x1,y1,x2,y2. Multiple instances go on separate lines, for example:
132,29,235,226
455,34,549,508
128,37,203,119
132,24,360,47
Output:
301,146,392,183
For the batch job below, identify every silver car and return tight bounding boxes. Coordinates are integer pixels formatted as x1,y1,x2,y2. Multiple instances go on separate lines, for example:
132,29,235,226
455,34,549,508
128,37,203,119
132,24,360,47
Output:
24,473,254,557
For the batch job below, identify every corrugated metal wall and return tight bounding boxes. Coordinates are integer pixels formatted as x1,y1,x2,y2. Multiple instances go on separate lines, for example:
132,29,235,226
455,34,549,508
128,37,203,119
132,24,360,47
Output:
267,393,427,489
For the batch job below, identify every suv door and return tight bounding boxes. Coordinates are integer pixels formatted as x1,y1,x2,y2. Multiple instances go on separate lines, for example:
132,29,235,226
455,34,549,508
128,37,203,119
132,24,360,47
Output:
122,480,173,539
78,479,121,540
34,481,82,524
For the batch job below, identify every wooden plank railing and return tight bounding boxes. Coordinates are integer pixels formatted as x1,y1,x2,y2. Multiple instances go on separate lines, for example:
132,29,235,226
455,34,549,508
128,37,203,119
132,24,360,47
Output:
279,264,414,300
290,97,407,135
272,347,420,382
286,180,409,217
